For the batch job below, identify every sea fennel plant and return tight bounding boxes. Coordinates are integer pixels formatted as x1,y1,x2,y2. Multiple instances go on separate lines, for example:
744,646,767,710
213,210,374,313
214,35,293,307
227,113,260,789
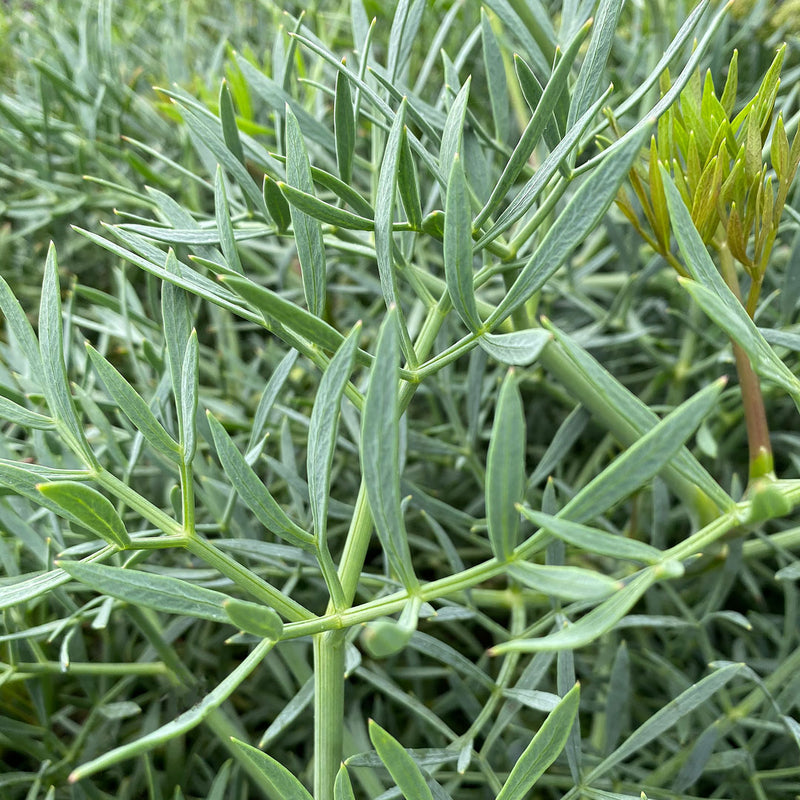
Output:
1,2,800,799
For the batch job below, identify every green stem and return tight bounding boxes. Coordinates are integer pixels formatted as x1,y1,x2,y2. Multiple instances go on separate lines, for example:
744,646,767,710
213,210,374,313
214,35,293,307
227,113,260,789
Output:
186,536,315,622
4,661,169,677
313,630,345,800
312,294,453,799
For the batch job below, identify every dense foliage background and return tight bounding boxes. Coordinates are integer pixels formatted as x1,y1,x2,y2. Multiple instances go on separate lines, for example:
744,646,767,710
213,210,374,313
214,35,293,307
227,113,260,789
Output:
1,1,800,799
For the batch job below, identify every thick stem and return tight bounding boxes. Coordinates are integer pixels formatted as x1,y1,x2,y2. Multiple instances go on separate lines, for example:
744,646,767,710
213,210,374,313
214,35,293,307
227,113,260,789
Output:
313,630,345,800
312,297,451,798
717,243,774,481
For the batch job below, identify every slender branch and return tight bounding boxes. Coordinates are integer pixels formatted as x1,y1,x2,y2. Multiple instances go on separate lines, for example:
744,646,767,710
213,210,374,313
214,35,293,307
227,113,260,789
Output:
717,242,775,482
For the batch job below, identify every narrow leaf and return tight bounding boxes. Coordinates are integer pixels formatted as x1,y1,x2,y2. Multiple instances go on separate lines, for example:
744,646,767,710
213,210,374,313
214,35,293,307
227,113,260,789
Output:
334,765,356,800
39,244,94,462
277,183,374,230
496,683,580,800
162,250,192,411
0,396,55,429
568,0,622,130
218,79,246,166
68,639,274,783
86,344,181,465
286,106,327,317
560,377,726,524
207,412,315,550
38,482,130,548
223,597,283,639
361,310,416,587
221,275,344,353
585,664,744,784
444,155,480,332
181,330,199,465
492,569,662,653
487,126,650,328
475,21,592,228
308,324,361,542
334,67,355,184
59,560,233,622
228,738,313,800
369,720,435,800
214,166,244,275
478,330,550,366
508,562,620,601
486,370,525,559
0,275,45,385
481,9,510,143
519,508,662,564
440,79,471,177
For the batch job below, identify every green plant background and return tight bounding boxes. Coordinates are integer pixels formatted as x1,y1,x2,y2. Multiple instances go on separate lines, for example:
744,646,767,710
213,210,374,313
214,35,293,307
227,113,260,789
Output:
0,1,799,799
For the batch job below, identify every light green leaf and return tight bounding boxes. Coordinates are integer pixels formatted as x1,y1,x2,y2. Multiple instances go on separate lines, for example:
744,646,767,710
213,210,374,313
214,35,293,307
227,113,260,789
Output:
478,330,550,366
444,155,480,332
223,597,283,639
228,737,313,800
374,100,415,363
39,244,94,463
374,101,405,311
542,324,733,513
508,562,621,601
0,275,45,385
361,310,416,587
496,683,580,800
286,106,327,317
180,330,199,465
568,0,622,130
334,765,356,800
487,126,649,329
162,249,192,411
308,324,361,543
518,508,662,564
475,20,591,229
68,638,274,783
369,720,435,800
486,370,526,559
38,482,131,548
560,377,725,524
0,460,93,508
334,68,355,185
491,569,663,653
0,568,73,610
397,129,423,230
218,79,245,167
221,274,344,353
58,560,236,621
478,84,610,249
86,344,181,465
0,396,55,429
214,166,244,275
440,78,471,177
177,101,269,219
585,663,744,784
277,183,374,230
264,177,292,233
386,0,426,81
662,170,800,401
206,411,315,550
247,349,299,453
481,9,510,143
